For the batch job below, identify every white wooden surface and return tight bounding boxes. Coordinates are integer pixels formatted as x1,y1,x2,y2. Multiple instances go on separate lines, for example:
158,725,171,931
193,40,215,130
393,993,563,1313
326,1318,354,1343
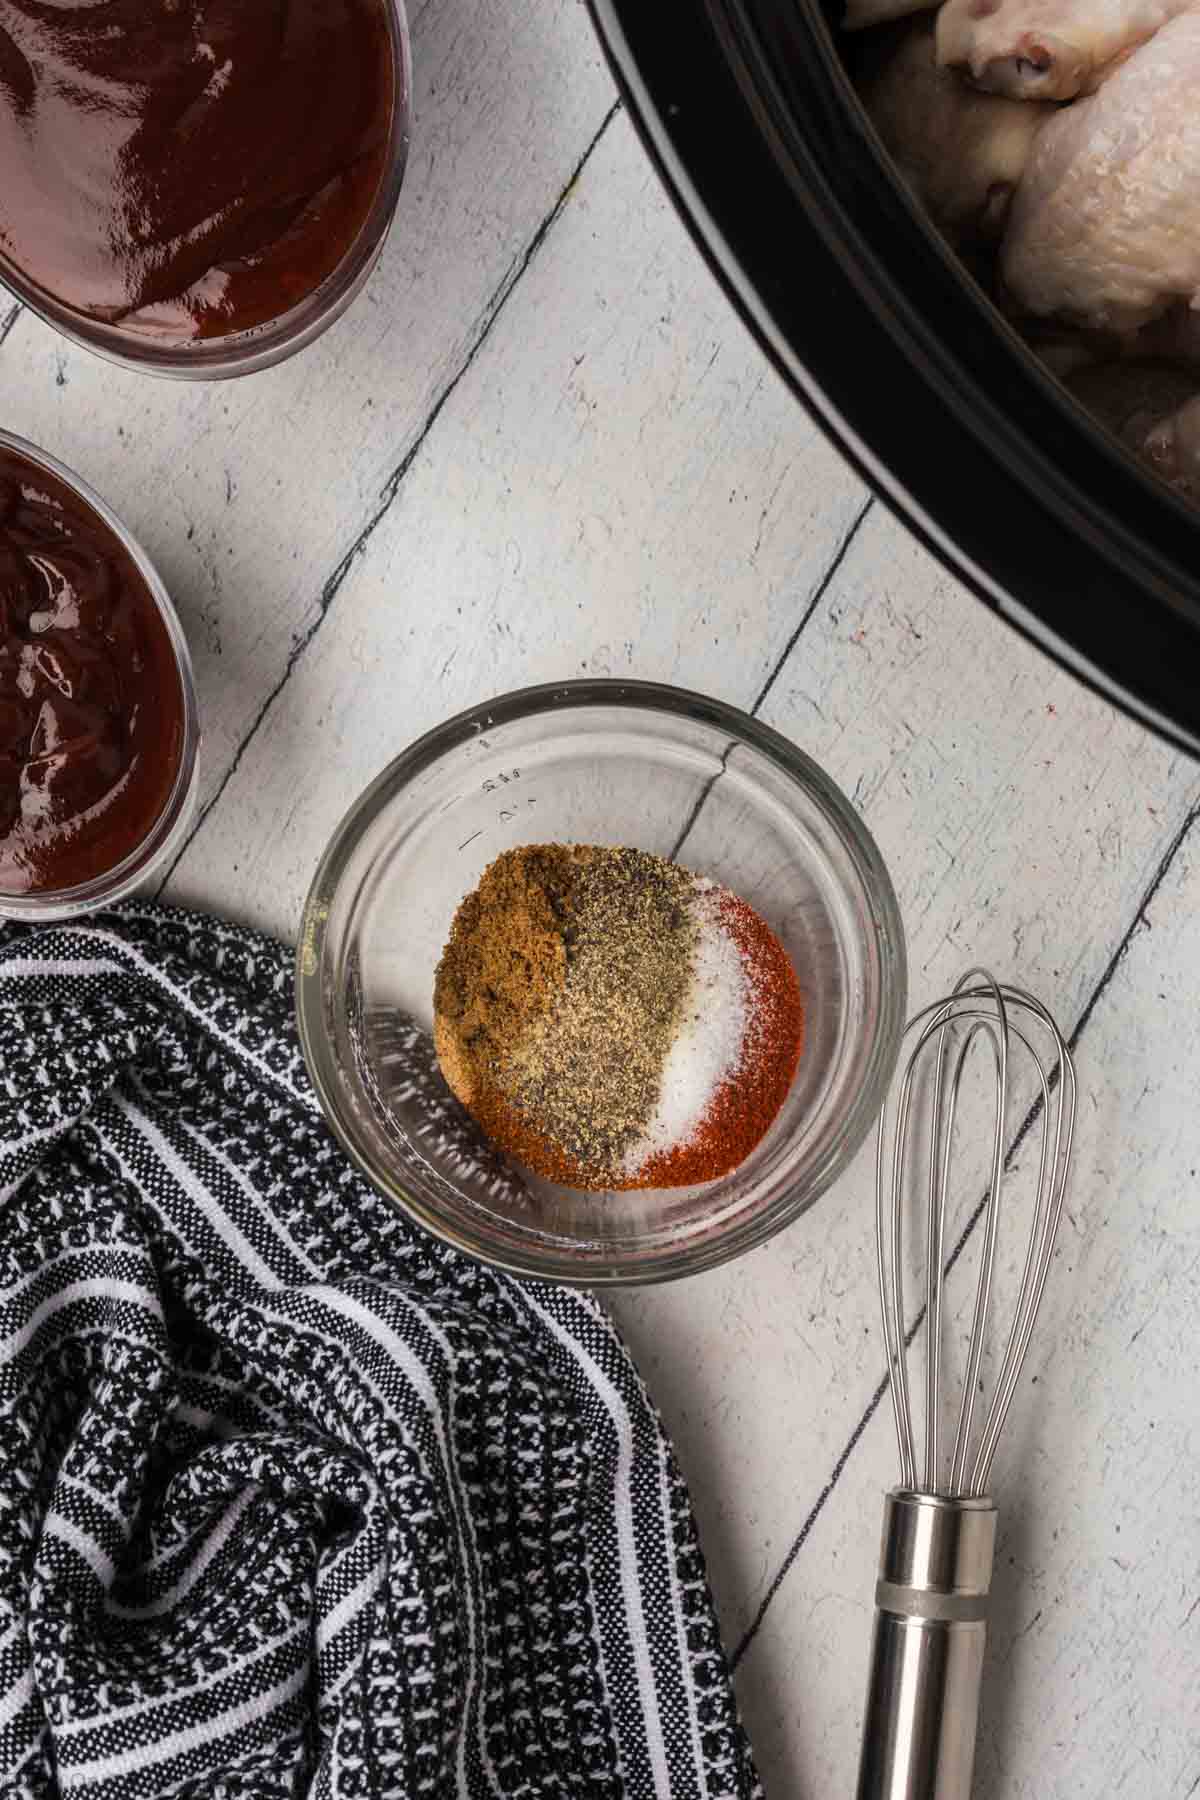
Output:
3,2,1198,1790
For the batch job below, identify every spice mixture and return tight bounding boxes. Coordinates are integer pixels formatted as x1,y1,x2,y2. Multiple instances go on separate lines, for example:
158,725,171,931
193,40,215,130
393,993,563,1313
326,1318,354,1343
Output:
434,844,804,1191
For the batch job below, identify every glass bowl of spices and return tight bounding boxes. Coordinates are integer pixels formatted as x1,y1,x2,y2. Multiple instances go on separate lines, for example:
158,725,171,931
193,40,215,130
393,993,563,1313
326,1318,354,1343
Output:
297,679,907,1285
0,0,410,378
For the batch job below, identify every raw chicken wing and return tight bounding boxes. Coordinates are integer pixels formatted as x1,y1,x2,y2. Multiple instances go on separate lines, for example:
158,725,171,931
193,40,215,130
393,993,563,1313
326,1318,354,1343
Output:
1143,393,1200,495
937,0,1189,97
856,18,1044,246
1066,360,1199,494
1002,9,1200,332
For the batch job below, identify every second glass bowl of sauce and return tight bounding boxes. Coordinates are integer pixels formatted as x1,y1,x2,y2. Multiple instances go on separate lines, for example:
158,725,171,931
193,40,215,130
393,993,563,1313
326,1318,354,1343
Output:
0,432,198,917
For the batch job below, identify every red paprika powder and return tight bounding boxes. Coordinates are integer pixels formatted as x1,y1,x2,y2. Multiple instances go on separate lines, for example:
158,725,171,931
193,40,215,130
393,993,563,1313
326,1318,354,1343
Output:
635,890,804,1188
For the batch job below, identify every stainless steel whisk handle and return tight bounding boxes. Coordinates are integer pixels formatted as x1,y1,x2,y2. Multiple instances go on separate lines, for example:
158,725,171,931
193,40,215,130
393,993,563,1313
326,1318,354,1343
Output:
856,1490,997,1800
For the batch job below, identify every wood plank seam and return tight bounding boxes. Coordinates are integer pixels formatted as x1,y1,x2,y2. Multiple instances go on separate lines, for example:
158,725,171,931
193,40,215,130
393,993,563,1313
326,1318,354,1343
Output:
749,495,875,718
152,95,624,899
671,495,875,863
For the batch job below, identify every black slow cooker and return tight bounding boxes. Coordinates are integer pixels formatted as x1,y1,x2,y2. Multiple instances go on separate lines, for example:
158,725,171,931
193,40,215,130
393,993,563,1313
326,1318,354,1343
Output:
586,0,1200,755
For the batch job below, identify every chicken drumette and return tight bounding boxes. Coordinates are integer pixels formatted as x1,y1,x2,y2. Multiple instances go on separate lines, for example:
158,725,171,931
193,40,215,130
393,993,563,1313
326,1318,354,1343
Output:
1001,8,1200,332
936,0,1190,97
854,17,1044,247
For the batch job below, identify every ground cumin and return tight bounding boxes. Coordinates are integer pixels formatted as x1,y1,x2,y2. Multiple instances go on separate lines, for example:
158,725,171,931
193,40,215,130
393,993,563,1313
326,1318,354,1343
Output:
433,843,578,1100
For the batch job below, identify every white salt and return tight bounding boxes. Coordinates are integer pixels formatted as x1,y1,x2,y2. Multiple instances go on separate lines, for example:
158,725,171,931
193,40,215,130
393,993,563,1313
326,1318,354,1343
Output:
625,885,748,1176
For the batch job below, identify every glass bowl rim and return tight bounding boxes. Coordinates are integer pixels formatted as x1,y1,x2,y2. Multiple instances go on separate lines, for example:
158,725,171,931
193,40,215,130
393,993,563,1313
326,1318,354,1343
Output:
0,0,412,381
0,428,200,920
296,676,908,1285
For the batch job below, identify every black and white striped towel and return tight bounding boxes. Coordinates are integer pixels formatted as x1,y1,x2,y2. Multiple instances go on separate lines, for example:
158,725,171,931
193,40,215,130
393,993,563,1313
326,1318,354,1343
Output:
0,904,762,1799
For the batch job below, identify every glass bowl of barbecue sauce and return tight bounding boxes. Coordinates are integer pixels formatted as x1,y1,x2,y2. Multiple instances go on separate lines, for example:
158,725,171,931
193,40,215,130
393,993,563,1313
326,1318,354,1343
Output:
0,434,198,919
0,0,410,377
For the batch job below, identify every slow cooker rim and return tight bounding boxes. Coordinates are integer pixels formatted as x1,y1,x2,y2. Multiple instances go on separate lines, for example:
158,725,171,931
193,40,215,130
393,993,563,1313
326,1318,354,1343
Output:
586,0,1200,759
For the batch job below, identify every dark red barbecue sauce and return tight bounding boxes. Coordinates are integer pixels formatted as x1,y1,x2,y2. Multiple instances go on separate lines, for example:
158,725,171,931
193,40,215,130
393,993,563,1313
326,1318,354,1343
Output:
0,0,395,343
0,447,184,895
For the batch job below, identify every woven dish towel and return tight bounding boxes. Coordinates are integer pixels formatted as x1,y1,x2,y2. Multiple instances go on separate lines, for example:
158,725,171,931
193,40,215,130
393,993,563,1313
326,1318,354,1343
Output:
0,905,762,1800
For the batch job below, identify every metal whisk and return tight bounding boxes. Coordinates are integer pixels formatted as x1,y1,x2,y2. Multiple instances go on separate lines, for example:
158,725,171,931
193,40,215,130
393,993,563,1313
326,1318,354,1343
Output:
856,971,1076,1800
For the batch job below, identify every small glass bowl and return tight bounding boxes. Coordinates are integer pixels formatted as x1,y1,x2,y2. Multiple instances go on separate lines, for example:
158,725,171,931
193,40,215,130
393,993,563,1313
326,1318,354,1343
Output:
297,680,907,1285
0,1,410,380
0,431,199,922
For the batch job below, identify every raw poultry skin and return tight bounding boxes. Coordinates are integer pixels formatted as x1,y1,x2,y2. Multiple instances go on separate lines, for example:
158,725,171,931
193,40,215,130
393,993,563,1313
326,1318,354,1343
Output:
1001,8,1200,333
1066,361,1200,497
936,0,1189,97
1143,392,1200,492
854,17,1044,247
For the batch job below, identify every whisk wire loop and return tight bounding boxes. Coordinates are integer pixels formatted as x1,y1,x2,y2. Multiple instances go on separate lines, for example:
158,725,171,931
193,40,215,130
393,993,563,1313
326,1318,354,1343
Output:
942,1017,1004,1495
970,997,1075,1494
875,973,1076,1502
